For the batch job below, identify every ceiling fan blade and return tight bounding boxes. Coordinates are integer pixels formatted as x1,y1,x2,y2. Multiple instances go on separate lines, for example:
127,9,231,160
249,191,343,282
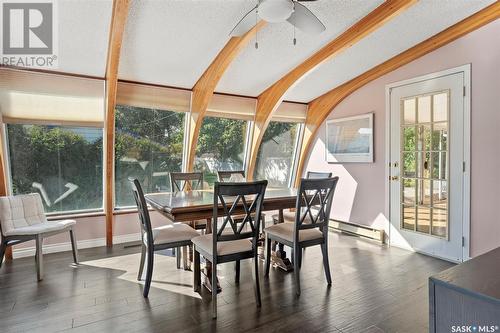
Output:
229,5,258,37
287,1,325,35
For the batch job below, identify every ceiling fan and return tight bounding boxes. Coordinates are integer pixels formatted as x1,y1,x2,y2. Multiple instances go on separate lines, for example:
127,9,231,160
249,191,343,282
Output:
230,0,325,42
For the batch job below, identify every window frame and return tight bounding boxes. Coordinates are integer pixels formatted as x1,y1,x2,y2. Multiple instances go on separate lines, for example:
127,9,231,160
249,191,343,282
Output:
113,104,189,210
3,121,106,215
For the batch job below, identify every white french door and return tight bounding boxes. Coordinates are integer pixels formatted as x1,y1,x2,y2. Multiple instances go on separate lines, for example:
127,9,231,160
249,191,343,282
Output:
388,66,470,262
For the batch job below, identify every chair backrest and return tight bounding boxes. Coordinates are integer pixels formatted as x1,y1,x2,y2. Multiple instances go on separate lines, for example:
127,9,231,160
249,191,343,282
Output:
212,180,267,254
294,177,339,239
217,170,246,182
306,171,332,179
129,178,154,247
0,193,47,236
170,172,203,192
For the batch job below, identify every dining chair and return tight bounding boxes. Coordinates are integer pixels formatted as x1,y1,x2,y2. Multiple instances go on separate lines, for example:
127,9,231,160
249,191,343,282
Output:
264,177,339,296
218,170,266,264
192,180,268,319
130,178,199,298
169,172,208,269
0,193,78,281
273,171,332,224
217,170,246,182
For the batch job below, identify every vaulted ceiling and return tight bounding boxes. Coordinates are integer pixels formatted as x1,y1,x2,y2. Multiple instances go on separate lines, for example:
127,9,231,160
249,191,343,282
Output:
44,0,497,102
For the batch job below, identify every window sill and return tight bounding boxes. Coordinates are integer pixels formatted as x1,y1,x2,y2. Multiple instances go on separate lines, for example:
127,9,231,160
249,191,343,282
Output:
46,207,151,221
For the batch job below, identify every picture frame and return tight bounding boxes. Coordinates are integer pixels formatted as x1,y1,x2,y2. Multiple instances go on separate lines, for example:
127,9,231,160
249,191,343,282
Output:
325,113,374,163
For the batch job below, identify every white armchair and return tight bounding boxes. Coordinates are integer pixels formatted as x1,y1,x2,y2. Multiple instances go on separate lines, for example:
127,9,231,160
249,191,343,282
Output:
0,193,78,281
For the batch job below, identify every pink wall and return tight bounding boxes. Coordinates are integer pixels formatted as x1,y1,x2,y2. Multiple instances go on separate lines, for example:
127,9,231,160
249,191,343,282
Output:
304,20,500,257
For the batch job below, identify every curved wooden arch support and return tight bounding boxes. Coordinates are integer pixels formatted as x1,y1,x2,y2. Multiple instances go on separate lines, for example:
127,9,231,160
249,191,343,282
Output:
294,1,500,186
186,21,266,172
246,0,417,179
104,0,130,247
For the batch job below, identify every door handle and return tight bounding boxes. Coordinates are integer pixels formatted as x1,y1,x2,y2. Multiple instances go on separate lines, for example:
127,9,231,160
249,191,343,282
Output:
390,176,399,181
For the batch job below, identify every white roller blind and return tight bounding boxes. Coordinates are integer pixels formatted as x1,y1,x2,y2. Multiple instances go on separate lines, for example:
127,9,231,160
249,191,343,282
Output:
0,68,105,126
272,101,307,123
205,93,256,121
116,81,191,113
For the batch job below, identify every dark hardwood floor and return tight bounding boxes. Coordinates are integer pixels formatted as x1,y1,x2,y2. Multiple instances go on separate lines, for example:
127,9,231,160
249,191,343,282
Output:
0,231,453,333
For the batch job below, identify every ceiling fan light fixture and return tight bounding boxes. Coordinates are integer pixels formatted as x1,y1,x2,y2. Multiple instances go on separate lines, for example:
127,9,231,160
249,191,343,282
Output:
258,0,294,23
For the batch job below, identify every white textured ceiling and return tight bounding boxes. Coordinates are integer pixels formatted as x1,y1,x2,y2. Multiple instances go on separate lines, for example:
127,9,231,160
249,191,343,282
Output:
57,0,112,77
285,0,497,103
216,0,384,97
118,0,256,89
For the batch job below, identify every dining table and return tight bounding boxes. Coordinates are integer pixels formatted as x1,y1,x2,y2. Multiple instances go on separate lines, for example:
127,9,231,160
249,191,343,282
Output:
144,187,299,291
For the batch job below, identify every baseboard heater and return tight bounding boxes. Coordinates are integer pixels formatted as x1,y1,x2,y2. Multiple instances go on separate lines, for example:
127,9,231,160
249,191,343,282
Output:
329,219,386,244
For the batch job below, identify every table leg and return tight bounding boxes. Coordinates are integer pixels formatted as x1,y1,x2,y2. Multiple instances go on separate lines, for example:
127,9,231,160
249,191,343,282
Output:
202,218,221,293
271,209,294,272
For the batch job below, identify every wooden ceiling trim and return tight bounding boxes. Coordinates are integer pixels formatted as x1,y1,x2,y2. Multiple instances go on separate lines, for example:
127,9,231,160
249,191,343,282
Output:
104,0,130,247
186,21,266,171
246,0,417,178
294,1,500,185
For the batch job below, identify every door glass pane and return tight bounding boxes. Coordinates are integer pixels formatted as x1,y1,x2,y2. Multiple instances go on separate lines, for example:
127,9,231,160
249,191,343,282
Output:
416,206,431,233
402,205,415,230
403,98,416,124
400,91,449,237
432,122,447,151
402,179,416,205
418,179,431,206
432,180,447,209
432,208,447,237
417,96,431,123
432,152,447,180
403,127,416,151
402,152,416,178
433,93,448,122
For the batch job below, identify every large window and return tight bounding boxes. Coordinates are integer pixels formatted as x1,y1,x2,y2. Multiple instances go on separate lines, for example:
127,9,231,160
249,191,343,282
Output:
114,105,185,207
194,116,248,187
254,121,300,188
7,124,103,213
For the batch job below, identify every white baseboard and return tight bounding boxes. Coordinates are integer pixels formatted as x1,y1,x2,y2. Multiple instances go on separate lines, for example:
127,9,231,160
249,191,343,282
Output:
12,233,142,259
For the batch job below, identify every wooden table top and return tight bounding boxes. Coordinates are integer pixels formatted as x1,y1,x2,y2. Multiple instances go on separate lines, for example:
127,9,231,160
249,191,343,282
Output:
145,188,298,222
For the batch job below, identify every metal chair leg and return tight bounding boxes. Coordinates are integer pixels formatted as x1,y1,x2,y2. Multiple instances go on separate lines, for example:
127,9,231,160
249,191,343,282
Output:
193,247,201,292
35,235,43,281
321,242,332,285
137,244,146,281
265,235,271,277
143,249,154,298
69,229,79,264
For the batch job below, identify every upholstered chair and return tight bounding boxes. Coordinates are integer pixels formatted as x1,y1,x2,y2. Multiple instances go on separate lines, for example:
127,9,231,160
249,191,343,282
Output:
0,193,78,281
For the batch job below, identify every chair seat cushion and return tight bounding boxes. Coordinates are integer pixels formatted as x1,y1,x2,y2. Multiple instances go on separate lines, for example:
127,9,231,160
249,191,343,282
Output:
264,223,323,243
146,223,199,246
4,219,76,236
192,234,252,257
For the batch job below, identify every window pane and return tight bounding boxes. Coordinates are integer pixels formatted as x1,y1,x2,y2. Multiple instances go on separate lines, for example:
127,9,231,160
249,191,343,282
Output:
194,116,248,188
417,95,431,123
254,121,299,188
403,98,416,124
115,105,185,207
7,124,103,213
433,93,448,122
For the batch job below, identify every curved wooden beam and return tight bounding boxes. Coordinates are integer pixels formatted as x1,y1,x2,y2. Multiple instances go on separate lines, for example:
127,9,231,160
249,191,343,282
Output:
104,0,130,247
295,1,500,185
246,0,417,179
186,21,266,171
